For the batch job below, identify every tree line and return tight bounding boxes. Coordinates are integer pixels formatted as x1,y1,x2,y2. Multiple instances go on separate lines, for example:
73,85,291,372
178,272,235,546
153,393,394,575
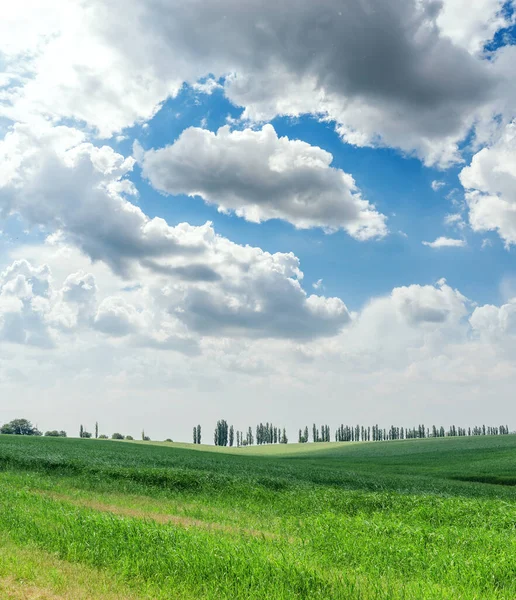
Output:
203,420,289,447
331,423,511,442
207,421,511,446
0,418,145,441
1,417,512,444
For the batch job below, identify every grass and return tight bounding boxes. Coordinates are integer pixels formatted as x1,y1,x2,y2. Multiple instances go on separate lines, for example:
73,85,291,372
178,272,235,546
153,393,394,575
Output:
1,435,516,598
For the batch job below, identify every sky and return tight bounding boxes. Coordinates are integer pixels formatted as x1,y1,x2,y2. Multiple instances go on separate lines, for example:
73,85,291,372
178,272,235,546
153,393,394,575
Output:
0,0,516,441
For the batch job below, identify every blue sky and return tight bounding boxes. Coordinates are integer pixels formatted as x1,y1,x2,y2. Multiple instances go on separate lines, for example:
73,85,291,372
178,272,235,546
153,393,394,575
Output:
124,85,510,310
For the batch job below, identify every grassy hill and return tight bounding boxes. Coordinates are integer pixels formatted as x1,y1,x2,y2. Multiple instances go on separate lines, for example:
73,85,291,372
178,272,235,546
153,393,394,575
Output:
1,434,515,598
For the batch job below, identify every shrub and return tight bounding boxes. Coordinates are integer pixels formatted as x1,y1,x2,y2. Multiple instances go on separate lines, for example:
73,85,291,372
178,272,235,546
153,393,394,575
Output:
125,435,134,440
111,433,125,440
44,430,67,437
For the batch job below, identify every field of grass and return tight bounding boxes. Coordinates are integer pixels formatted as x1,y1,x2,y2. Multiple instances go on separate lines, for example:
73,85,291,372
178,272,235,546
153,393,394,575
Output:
1,434,516,599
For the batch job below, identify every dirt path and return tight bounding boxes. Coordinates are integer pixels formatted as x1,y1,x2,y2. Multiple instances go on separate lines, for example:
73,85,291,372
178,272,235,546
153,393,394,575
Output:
38,491,282,541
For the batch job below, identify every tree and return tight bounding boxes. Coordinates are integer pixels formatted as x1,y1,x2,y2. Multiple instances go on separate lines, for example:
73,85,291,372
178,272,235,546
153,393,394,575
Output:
98,434,108,439
80,424,84,438
95,422,99,439
229,425,234,447
44,430,67,437
197,424,201,445
126,435,134,440
1,419,41,436
214,420,229,446
193,426,197,444
82,430,92,438
281,428,288,444
111,433,124,440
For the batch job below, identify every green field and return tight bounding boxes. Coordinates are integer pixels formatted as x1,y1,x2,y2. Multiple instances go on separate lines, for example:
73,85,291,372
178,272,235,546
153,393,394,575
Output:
1,435,516,599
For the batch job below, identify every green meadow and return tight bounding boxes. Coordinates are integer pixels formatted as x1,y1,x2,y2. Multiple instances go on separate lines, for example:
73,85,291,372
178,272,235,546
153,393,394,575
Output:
1,434,516,599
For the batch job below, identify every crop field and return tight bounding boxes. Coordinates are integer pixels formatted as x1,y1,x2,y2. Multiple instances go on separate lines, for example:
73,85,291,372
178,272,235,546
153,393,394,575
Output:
1,435,516,599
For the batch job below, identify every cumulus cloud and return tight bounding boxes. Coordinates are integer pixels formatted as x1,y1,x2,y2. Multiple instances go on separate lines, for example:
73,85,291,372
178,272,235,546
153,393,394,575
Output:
0,123,213,276
0,122,354,342
94,296,143,337
470,299,516,340
153,239,351,340
4,246,516,436
436,0,512,55
460,121,516,246
0,257,197,352
390,280,468,325
0,259,56,347
422,237,466,248
139,125,387,238
0,0,504,165
289,279,471,376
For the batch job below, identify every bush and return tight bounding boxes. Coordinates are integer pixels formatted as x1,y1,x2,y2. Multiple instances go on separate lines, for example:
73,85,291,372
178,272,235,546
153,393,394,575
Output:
81,431,92,439
111,433,125,440
164,438,173,442
125,435,134,440
98,434,108,439
44,430,67,437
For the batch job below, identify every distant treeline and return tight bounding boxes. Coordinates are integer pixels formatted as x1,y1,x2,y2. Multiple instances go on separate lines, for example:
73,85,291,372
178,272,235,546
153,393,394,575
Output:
310,423,511,443
194,420,289,446
0,419,140,441
1,417,512,445
200,421,512,447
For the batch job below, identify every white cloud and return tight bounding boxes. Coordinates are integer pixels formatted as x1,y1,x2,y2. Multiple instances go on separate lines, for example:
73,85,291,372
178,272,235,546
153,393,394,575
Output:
3,247,516,440
0,0,505,166
436,0,512,55
139,125,387,239
0,123,217,276
444,213,465,227
431,180,446,191
94,296,144,337
192,78,222,95
460,121,516,246
422,237,466,248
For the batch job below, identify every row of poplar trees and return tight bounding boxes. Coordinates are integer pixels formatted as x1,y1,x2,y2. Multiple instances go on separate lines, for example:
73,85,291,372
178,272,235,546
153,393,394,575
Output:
298,423,511,443
199,421,512,446
202,420,289,446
